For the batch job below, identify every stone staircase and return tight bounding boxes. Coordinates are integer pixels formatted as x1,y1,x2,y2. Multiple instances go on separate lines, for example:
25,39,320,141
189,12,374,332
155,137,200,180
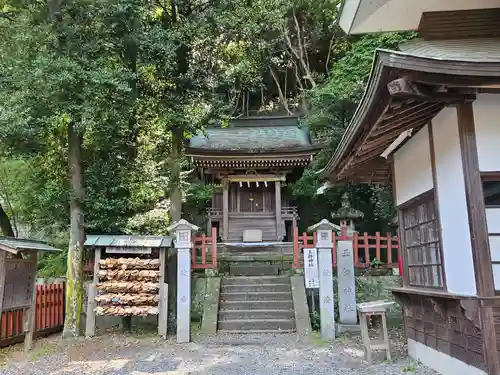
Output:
218,271,296,333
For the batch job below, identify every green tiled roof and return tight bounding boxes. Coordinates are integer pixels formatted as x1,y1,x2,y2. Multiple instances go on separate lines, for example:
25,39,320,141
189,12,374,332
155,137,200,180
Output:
84,235,173,248
0,237,61,253
188,116,313,152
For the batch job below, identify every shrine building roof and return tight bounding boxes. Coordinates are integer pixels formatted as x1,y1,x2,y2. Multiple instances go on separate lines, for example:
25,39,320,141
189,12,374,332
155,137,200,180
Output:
187,116,318,154
0,236,61,254
321,37,500,184
186,116,322,169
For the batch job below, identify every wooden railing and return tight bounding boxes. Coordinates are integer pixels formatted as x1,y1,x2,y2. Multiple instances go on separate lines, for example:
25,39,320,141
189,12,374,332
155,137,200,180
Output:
0,283,65,348
292,227,400,270
192,227,218,269
281,206,298,216
206,208,223,217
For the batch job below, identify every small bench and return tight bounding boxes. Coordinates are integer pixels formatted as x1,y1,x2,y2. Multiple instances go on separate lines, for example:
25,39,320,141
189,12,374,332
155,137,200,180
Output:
356,300,394,364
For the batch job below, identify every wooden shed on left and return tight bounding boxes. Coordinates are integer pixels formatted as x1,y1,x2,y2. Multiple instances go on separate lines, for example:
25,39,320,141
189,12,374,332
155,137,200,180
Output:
0,236,61,350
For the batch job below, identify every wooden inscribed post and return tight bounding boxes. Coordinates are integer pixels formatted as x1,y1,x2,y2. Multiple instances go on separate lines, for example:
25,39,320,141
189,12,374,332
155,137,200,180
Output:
158,248,168,338
24,251,38,351
85,248,101,337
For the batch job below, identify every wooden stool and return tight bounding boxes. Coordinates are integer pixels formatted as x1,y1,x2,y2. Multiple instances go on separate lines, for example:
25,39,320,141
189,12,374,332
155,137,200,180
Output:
357,301,394,364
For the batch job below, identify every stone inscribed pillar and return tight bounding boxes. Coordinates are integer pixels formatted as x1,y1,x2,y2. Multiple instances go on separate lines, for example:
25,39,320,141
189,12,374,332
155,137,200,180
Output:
167,219,199,343
337,240,357,325
309,219,336,340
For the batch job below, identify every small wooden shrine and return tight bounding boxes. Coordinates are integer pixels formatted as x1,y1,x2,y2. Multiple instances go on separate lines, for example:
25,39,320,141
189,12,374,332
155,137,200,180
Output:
0,236,61,350
83,235,172,337
186,116,321,244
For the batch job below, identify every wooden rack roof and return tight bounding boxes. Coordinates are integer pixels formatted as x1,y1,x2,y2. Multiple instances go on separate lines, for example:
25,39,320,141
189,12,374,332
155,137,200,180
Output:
322,38,500,184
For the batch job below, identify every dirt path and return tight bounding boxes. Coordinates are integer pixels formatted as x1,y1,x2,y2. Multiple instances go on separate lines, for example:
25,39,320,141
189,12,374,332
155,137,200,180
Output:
0,330,436,375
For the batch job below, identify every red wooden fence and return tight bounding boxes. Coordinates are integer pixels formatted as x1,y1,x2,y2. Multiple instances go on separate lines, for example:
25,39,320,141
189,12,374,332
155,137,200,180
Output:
292,227,400,270
192,227,218,269
0,283,65,347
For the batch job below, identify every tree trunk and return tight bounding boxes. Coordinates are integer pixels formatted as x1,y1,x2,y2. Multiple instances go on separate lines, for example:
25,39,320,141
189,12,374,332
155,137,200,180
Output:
63,123,85,338
0,203,14,237
169,128,183,223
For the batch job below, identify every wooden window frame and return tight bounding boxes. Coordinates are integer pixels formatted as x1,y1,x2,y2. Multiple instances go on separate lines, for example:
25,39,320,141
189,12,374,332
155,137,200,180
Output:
481,172,500,292
397,190,445,290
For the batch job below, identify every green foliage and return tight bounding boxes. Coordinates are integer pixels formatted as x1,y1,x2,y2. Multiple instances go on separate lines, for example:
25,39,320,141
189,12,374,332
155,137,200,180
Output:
125,201,170,236
0,0,415,281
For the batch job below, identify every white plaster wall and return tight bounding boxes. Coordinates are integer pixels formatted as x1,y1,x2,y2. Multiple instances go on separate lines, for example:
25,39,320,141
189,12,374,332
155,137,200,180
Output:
474,93,500,172
486,208,500,289
394,125,433,206
432,108,476,295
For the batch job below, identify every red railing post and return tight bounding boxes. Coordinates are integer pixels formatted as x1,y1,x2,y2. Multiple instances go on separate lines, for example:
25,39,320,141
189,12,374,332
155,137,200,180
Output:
387,232,393,266
201,234,207,266
292,226,300,269
211,227,217,268
353,232,359,267
363,233,370,266
375,232,381,262
332,232,337,268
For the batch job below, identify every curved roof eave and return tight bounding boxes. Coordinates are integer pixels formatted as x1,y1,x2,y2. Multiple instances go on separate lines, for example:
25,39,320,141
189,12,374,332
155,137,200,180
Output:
321,46,500,181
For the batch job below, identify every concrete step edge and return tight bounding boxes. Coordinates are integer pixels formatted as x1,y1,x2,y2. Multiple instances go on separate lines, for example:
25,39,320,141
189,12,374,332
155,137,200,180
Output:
217,329,296,334
221,292,291,295
219,309,294,313
219,318,295,323
220,300,294,304
221,284,291,289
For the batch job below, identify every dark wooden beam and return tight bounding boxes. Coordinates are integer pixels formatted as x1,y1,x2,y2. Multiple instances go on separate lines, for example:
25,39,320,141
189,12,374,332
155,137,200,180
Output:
388,77,476,103
457,102,500,375
358,117,432,157
372,104,443,138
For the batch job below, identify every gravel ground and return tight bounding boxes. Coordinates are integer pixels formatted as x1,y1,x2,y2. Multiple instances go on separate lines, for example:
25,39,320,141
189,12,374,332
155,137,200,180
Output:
0,330,437,375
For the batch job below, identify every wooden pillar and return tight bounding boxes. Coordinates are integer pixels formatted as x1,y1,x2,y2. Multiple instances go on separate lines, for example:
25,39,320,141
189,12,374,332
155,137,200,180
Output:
85,248,101,337
275,180,282,240
24,251,38,351
222,179,229,241
0,251,6,316
457,101,499,375
158,248,168,338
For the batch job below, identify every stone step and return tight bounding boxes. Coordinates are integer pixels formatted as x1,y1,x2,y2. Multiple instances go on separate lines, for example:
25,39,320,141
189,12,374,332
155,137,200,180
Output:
222,276,290,286
220,283,291,293
218,318,296,331
229,264,279,276
219,300,294,311
220,292,291,301
218,329,296,334
219,309,295,320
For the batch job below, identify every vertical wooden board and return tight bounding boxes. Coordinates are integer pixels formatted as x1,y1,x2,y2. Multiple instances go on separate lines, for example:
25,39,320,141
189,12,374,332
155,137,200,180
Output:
158,283,168,338
211,227,217,267
387,234,393,265
93,248,101,284
85,283,97,337
36,286,41,331
24,252,38,351
0,251,7,315
1,312,6,339
41,285,46,330
201,235,206,266
7,311,13,337
363,233,370,265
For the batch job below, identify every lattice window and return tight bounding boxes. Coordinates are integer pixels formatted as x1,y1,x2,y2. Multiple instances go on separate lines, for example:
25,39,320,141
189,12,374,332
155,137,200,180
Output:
401,192,443,288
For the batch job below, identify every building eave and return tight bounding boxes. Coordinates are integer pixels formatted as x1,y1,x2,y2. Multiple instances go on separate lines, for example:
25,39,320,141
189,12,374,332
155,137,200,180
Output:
322,44,500,184
337,0,500,35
